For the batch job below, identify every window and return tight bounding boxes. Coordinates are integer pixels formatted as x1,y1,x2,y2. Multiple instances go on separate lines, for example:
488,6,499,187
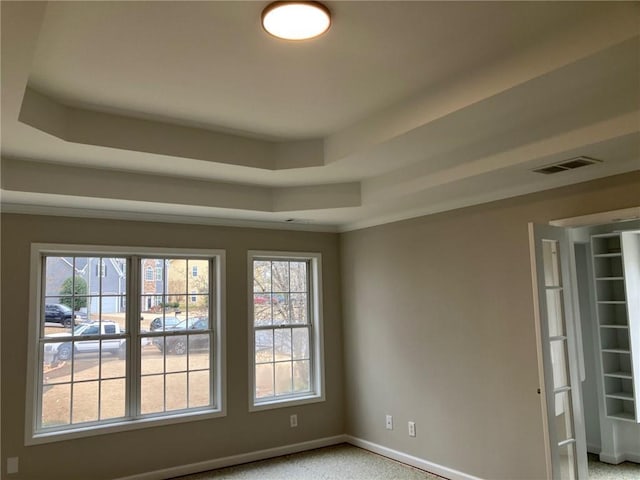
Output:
192,265,198,277
27,245,225,444
249,251,324,410
144,266,154,281
155,266,162,282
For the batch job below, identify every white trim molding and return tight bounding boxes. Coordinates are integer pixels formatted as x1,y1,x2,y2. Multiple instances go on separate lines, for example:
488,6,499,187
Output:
115,435,347,480
345,436,484,480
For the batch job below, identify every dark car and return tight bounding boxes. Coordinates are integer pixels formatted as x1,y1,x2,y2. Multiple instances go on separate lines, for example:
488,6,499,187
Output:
45,304,76,327
149,316,182,331
154,317,209,355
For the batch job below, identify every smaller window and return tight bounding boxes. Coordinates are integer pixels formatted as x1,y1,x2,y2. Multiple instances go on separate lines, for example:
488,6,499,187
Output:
192,265,198,277
144,266,154,281
191,290,197,302
249,251,324,411
155,267,163,282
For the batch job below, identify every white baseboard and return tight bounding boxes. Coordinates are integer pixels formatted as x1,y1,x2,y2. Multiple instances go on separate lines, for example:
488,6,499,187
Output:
623,451,640,464
345,435,483,480
116,434,347,480
599,451,628,465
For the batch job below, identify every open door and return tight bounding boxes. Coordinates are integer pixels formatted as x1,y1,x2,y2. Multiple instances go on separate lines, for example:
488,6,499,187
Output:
530,223,588,479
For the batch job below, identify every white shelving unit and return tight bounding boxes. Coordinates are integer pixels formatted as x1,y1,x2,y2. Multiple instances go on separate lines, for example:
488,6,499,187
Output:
591,231,640,423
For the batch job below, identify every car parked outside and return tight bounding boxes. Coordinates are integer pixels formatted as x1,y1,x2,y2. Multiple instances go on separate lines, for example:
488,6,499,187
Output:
149,315,182,331
45,303,77,327
153,317,209,355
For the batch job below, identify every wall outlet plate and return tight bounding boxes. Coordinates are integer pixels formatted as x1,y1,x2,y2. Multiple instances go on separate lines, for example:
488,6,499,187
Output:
408,421,416,437
385,414,393,430
290,414,298,428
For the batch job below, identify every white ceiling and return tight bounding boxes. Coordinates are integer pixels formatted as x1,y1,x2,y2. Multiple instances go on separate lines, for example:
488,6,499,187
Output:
1,1,639,232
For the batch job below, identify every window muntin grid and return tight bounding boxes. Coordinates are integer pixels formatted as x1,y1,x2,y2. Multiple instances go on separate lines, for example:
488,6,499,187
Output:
34,250,221,440
252,257,316,405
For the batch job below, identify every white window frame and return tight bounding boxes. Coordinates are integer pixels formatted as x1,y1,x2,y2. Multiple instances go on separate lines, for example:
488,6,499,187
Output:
25,244,227,445
248,251,325,411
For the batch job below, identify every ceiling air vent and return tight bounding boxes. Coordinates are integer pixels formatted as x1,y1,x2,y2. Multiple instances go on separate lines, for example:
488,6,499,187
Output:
533,156,602,175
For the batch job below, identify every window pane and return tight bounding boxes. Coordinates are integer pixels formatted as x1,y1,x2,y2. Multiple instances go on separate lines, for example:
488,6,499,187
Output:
72,381,99,424
41,383,71,428
166,373,187,411
45,256,73,297
100,258,126,296
272,293,290,324
141,259,163,295
275,362,292,395
142,338,165,375
100,378,126,420
546,289,565,337
101,340,126,379
141,375,164,415
290,293,308,324
271,262,289,292
289,262,307,293
256,330,274,363
551,340,570,390
254,261,271,292
189,371,210,408
554,390,574,442
41,343,68,384
166,344,187,373
292,328,309,360
542,240,561,287
166,259,187,295
73,347,99,382
75,257,101,296
558,442,577,480
188,295,209,317
255,364,274,398
188,334,210,370
274,329,292,361
254,294,273,326
188,260,208,293
100,296,126,326
293,360,310,393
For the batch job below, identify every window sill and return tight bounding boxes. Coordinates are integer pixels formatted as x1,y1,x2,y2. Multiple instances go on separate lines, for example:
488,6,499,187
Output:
27,408,225,446
250,392,324,412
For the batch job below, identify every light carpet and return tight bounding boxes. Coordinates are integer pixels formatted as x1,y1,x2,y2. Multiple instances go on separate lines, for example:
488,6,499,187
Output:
588,453,640,480
172,444,443,480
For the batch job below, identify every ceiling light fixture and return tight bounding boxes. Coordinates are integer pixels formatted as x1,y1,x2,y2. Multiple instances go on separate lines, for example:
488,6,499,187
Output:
262,1,331,40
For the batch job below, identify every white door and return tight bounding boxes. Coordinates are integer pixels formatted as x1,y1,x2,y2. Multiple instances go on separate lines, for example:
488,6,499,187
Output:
530,224,588,479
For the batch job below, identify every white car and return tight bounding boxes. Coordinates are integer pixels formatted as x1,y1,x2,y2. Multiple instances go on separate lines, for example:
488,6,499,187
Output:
45,322,126,361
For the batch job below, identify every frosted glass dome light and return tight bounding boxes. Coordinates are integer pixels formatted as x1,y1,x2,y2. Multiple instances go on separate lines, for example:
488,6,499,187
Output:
262,2,331,40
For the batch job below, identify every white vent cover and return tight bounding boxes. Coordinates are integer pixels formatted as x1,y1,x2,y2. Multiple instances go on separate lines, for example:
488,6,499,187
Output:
533,156,602,175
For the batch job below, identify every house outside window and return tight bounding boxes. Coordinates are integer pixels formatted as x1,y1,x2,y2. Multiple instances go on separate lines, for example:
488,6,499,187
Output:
27,244,226,444
249,251,324,411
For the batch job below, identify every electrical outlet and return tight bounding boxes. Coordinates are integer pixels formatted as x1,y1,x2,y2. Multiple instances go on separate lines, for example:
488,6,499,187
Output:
385,414,393,430
7,457,19,474
408,421,416,437
290,414,298,428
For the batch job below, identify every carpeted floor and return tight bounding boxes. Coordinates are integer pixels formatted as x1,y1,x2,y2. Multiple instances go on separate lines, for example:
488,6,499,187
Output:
171,444,640,480
588,453,640,480
172,444,443,480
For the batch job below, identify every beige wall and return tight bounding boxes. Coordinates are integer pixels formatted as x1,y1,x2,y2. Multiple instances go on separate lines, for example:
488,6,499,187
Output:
0,215,344,479
340,171,640,479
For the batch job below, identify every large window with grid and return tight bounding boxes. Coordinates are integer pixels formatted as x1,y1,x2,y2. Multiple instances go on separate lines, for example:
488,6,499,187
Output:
26,244,225,444
249,251,324,410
